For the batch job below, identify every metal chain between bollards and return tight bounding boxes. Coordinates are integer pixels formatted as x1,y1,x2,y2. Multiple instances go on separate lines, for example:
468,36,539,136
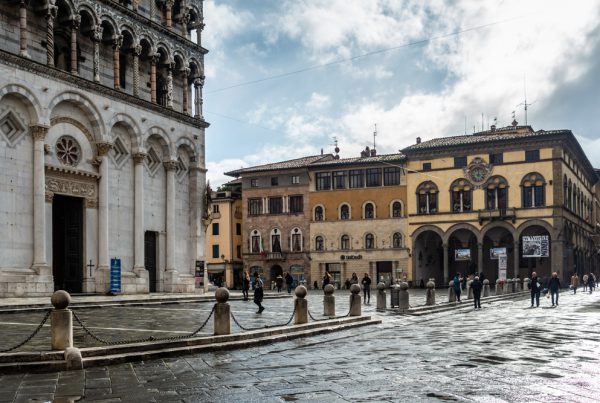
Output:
0,309,52,353
307,308,350,321
72,305,216,345
230,304,297,331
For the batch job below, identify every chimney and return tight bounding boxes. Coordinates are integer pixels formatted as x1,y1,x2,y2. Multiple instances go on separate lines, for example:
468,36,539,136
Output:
490,125,496,132
416,137,421,144
320,148,323,155
370,149,376,156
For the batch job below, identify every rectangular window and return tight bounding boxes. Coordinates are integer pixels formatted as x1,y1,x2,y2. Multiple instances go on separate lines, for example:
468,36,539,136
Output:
250,179,258,188
291,175,300,184
248,198,262,215
236,223,241,235
289,195,303,213
212,244,219,259
316,172,331,190
349,169,364,188
383,167,401,186
523,187,532,207
269,197,283,214
212,223,219,235
454,156,467,168
422,163,431,171
271,177,278,186
251,235,260,253
366,168,382,187
534,186,544,207
489,153,503,164
525,149,540,162
292,234,302,252
333,171,347,189
212,204,219,213
236,245,241,259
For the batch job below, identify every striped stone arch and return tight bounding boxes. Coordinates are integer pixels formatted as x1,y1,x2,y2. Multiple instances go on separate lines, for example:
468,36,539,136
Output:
175,136,197,160
0,84,44,124
109,113,142,151
143,126,173,159
47,91,104,141
443,222,483,245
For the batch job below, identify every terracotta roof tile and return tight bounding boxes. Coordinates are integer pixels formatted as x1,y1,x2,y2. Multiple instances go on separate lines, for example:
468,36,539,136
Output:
225,154,335,176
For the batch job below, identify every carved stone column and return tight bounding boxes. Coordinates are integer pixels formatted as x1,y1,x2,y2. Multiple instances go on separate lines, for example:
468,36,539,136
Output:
92,25,103,83
133,152,146,272
195,20,205,46
164,160,178,272
442,243,449,283
181,68,189,115
96,142,112,273
45,2,57,67
70,15,80,75
165,0,174,29
31,125,49,274
477,242,483,276
150,54,158,103
133,44,141,97
193,76,204,118
514,241,520,278
19,0,29,57
166,63,174,109
113,35,123,90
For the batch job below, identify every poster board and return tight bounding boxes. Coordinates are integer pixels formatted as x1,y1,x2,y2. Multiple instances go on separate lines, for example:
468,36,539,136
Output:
498,254,507,280
490,247,507,260
455,248,471,261
522,235,549,257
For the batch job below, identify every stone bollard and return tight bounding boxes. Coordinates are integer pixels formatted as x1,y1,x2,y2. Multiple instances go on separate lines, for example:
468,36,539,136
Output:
51,290,73,351
376,282,387,310
399,282,410,310
495,279,503,296
483,279,490,297
523,278,530,292
349,284,362,316
515,278,522,292
448,280,456,303
295,285,308,324
214,287,230,336
323,284,335,316
467,280,474,299
507,278,514,294
503,280,509,294
425,280,435,306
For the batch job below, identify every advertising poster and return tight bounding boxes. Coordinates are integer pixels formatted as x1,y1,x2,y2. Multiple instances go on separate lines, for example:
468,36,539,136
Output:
522,235,549,257
498,255,507,280
455,248,471,261
490,247,507,260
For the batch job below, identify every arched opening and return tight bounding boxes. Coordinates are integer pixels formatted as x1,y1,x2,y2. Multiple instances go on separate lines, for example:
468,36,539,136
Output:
156,47,170,107
77,9,96,81
482,226,515,281
53,1,74,72
413,230,443,286
448,229,479,278
119,30,136,92
270,264,283,283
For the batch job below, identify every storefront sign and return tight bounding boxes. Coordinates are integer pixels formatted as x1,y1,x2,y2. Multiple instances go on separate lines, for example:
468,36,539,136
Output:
340,254,362,260
454,249,471,261
490,247,506,260
522,235,549,258
110,258,121,294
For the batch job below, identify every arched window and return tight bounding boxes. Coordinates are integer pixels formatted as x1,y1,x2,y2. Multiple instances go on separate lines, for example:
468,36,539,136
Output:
250,230,261,253
314,205,324,221
315,236,324,251
392,232,402,248
341,235,350,250
270,228,281,253
364,202,375,219
563,175,568,208
572,185,577,214
365,233,375,249
340,204,350,220
450,179,472,212
291,228,302,252
417,181,438,214
392,201,402,218
568,179,572,210
485,176,508,210
521,173,546,207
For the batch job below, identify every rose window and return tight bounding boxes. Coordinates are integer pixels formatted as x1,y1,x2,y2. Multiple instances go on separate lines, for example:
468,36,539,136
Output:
56,136,81,166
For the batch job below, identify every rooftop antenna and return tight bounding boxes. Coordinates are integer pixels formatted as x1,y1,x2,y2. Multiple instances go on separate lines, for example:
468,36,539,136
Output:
517,75,535,126
331,136,340,158
373,124,377,150
481,113,484,132
464,116,467,135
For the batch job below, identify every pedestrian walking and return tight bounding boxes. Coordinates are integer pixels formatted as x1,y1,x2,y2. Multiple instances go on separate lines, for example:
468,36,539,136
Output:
453,273,462,302
313,280,318,290
361,273,371,304
471,276,482,309
351,272,359,285
589,273,595,294
242,271,250,301
529,271,541,307
548,272,561,306
285,272,294,293
479,271,486,284
275,275,283,293
571,273,579,295
345,278,351,290
323,271,332,288
253,272,265,313
583,273,588,292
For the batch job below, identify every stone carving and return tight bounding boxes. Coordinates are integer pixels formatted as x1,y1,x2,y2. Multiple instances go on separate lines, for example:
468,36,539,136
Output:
464,157,493,188
96,142,113,157
85,198,97,209
92,25,103,82
71,14,81,31
46,177,96,199
166,65,174,109
56,136,81,166
30,125,49,141
132,152,147,164
163,160,178,171
45,191,54,203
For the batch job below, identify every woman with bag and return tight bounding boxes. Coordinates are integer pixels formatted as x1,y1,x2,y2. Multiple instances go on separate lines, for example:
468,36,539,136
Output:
242,271,250,301
253,272,265,313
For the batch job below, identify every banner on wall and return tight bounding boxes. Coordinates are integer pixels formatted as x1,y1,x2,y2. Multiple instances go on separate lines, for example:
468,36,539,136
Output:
498,255,507,280
455,249,471,261
522,235,549,258
490,247,507,260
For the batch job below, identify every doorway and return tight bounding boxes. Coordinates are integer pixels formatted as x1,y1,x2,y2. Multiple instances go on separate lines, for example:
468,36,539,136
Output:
145,231,158,292
52,195,83,293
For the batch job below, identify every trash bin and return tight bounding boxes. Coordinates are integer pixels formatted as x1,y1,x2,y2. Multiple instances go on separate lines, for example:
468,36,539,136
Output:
390,283,400,308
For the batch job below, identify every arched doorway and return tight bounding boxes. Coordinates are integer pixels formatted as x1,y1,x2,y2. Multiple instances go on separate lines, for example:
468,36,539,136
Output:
482,226,515,282
270,264,283,283
447,229,479,278
413,230,443,286
519,225,552,282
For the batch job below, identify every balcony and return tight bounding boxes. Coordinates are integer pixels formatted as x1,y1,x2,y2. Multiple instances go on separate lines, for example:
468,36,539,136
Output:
265,252,285,260
478,207,516,224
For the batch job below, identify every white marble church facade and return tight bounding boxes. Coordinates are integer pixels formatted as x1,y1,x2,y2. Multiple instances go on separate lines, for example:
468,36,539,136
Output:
0,0,208,297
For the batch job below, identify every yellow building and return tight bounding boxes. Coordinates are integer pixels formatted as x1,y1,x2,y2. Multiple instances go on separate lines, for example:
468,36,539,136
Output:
204,180,243,289
308,149,409,288
402,125,598,285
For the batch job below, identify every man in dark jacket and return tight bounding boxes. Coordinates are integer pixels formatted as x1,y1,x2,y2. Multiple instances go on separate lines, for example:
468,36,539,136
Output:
529,271,541,308
471,276,483,309
285,272,294,293
548,272,561,306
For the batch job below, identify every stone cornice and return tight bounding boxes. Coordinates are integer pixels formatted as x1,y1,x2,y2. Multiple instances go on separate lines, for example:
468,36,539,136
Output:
45,164,101,179
0,50,210,129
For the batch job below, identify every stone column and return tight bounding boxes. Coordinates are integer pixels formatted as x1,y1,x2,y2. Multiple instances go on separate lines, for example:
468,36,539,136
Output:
164,160,178,272
19,0,29,57
180,10,190,39
189,166,205,277
133,44,141,97
96,142,112,275
477,242,483,276
113,35,123,90
133,152,146,273
166,63,174,109
150,54,158,103
31,125,49,274
70,15,80,75
181,68,190,115
193,77,204,118
376,282,386,310
165,0,174,29
514,241,520,278
45,2,57,66
132,0,139,12
398,282,409,311
92,25,103,83
214,288,230,336
442,243,449,283
51,291,73,351
195,20,205,45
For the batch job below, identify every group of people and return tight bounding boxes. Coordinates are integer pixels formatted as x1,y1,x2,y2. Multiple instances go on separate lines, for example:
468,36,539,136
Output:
571,272,596,294
452,272,487,308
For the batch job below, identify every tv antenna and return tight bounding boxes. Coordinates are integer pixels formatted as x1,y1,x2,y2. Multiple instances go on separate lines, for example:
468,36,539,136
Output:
373,124,377,150
516,75,535,125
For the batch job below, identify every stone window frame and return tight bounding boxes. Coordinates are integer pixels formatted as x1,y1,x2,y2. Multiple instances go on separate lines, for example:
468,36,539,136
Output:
315,235,324,251
145,146,162,176
290,227,303,252
314,204,325,221
363,201,376,219
521,172,546,208
392,232,403,248
339,203,351,220
55,135,82,167
109,135,130,169
0,107,27,148
390,200,403,218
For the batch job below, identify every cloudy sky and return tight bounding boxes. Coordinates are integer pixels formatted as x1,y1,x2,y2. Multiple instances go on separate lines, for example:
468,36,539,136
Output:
202,0,600,186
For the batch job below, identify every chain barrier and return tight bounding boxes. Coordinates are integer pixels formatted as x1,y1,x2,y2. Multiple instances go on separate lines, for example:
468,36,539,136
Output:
231,304,296,331
307,307,351,322
0,309,52,353
72,305,215,346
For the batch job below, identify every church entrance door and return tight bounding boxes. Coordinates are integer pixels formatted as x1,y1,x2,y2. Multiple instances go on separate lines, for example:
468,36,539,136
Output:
52,195,83,293
145,231,158,292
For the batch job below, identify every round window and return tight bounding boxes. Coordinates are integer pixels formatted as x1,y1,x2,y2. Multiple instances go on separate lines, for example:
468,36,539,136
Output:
56,136,81,166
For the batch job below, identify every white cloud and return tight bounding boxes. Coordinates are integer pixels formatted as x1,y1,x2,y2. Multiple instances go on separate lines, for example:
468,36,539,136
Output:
306,93,330,109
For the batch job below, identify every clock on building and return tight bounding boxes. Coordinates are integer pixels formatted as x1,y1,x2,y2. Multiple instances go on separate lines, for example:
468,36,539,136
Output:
464,157,492,186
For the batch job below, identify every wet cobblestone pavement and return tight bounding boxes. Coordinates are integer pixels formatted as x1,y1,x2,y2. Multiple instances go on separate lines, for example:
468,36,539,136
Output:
1,289,599,402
